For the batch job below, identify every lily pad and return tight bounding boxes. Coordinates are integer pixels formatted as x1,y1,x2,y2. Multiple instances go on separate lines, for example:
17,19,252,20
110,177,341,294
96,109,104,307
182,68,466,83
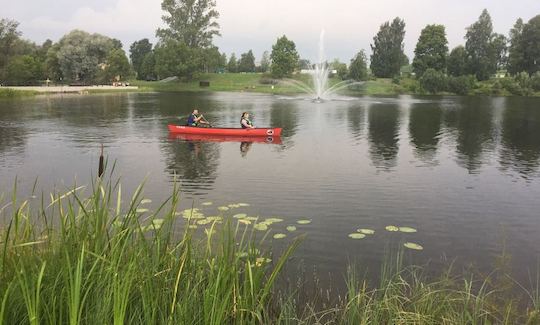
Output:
286,226,297,232
348,233,366,239
233,213,247,219
136,208,149,213
188,225,198,229
197,219,212,225
254,223,268,231
273,233,287,239
399,227,417,233
181,208,205,219
201,201,213,206
218,206,229,211
404,242,423,250
206,216,223,222
265,218,284,224
357,228,375,235
238,219,251,225
385,225,399,232
255,257,272,266
297,219,312,225
140,199,152,204
152,219,164,226
238,203,250,207
245,216,259,221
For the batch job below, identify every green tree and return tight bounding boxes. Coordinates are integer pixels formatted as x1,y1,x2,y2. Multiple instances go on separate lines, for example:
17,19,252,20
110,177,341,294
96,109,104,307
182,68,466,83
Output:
419,68,447,93
507,18,525,75
139,52,156,80
520,15,540,75
370,17,406,78
412,24,448,77
130,39,153,79
201,46,223,72
259,51,270,72
53,30,119,83
491,33,508,70
238,50,256,72
154,40,201,79
227,53,238,72
5,55,41,85
0,18,22,79
447,46,468,77
465,9,499,80
270,35,299,78
331,59,348,79
349,50,368,81
156,0,220,48
99,48,132,83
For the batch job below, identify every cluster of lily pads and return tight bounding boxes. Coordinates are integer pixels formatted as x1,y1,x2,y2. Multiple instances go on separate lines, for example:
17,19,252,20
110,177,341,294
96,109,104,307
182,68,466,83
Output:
179,201,313,240
348,225,423,251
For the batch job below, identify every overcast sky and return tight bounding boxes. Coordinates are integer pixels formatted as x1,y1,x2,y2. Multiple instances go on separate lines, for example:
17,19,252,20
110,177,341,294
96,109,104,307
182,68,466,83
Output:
2,0,540,63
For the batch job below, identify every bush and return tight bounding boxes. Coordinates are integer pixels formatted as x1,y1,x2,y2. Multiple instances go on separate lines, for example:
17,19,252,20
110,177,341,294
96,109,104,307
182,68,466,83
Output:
447,75,476,95
399,78,421,93
529,72,540,91
419,68,447,94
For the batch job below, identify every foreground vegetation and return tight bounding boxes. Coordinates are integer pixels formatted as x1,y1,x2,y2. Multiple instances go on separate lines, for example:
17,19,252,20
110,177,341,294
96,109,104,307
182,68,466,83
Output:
1,176,539,324
0,88,38,98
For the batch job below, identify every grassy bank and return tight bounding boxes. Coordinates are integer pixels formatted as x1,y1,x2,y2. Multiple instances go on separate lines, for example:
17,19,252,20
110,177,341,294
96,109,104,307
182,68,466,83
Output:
0,88,39,98
1,178,539,324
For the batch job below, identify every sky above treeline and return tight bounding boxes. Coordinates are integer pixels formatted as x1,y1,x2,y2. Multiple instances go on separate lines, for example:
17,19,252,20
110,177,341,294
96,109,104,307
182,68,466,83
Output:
2,0,540,63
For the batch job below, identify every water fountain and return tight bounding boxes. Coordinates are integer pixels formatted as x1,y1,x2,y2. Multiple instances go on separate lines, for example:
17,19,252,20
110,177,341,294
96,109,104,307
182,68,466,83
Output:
281,30,364,101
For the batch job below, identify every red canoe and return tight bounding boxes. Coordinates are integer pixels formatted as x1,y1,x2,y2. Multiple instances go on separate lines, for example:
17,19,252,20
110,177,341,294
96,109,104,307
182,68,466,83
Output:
169,133,282,144
168,125,282,137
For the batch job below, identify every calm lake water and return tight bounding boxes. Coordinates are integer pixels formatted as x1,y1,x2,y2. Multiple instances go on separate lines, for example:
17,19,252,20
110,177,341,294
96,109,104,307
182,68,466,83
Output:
1,92,540,286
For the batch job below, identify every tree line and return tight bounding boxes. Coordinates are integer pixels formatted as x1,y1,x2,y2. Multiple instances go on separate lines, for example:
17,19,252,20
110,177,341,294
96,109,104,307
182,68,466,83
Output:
1,1,539,94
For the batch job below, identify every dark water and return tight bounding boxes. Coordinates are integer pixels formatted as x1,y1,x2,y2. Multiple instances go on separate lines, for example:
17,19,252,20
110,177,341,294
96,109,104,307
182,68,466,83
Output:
1,92,540,285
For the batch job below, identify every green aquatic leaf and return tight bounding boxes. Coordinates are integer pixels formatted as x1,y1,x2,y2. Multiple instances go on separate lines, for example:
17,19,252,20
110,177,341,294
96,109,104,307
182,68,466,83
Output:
181,208,205,219
385,225,399,232
201,201,213,206
152,219,164,226
273,233,287,239
254,223,268,231
286,226,297,232
348,233,366,239
238,203,250,207
197,219,212,225
188,225,198,229
140,199,152,204
255,257,272,266
297,219,312,225
233,213,247,219
238,219,251,225
236,252,248,258
357,228,375,235
265,218,284,224
245,216,259,221
136,208,149,213
206,216,223,222
228,204,241,209
218,206,229,211
399,227,417,233
404,242,423,250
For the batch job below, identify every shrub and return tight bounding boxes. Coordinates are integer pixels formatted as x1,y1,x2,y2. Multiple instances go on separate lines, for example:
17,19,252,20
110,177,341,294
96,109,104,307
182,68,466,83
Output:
419,68,447,94
447,75,476,95
530,72,540,91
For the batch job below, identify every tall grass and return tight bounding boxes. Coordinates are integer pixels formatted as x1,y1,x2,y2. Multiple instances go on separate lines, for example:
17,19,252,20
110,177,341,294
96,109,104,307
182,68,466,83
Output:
0,176,301,324
1,175,539,324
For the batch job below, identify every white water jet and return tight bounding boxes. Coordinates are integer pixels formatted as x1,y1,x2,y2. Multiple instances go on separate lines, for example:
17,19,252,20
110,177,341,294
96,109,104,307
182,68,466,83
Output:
281,30,364,102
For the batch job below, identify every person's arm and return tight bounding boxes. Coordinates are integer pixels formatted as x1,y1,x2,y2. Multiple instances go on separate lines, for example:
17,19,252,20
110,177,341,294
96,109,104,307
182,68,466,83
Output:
241,119,251,128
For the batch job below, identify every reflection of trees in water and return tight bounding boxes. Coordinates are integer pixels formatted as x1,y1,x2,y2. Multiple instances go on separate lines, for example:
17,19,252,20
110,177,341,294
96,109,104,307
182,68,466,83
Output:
443,98,494,173
0,122,27,164
270,101,299,139
408,104,442,163
499,104,540,178
347,104,366,140
161,139,220,192
368,104,401,170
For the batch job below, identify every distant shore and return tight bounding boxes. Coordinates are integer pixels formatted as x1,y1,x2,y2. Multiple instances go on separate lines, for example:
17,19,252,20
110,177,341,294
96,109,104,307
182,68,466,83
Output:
1,85,139,94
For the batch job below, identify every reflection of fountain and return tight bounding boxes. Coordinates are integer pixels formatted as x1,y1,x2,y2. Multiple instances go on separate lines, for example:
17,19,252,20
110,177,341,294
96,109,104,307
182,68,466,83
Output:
281,30,364,101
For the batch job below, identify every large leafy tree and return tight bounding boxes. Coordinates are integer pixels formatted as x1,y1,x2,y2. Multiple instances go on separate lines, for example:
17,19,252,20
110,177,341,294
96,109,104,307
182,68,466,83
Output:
153,40,201,79
130,39,153,79
507,18,525,75
349,50,368,81
238,50,256,72
270,35,299,78
5,55,41,85
520,15,540,75
465,9,505,80
259,51,270,72
370,17,406,78
139,52,157,80
447,46,468,77
98,48,132,82
156,0,220,48
412,24,448,77
0,18,22,79
227,53,238,72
